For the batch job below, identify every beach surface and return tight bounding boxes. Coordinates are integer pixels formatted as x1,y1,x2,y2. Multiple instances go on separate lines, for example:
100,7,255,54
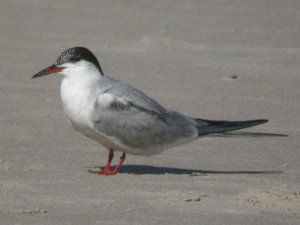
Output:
1,0,299,224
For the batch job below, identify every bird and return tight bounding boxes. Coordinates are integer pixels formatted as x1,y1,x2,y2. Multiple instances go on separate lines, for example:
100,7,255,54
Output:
32,47,268,175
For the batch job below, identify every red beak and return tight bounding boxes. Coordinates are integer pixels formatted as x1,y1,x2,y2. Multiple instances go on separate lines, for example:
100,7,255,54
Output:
32,64,64,79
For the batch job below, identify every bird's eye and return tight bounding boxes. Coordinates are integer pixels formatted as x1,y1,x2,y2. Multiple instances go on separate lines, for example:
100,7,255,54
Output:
71,56,81,62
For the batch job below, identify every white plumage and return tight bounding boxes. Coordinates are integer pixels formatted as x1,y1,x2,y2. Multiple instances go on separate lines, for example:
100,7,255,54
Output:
32,47,268,175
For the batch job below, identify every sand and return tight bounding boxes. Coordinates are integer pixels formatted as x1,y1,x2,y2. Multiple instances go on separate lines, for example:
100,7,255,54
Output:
1,0,300,224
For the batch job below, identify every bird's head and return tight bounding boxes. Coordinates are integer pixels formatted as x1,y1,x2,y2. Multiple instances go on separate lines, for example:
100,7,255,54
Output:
32,47,104,79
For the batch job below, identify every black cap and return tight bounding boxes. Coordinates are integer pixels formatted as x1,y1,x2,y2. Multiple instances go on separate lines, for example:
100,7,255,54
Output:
56,47,104,75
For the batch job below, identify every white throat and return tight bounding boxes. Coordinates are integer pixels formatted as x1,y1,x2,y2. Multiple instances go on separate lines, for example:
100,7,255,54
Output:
59,60,103,129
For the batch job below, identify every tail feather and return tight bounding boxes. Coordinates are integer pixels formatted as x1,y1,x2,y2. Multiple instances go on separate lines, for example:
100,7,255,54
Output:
195,119,268,136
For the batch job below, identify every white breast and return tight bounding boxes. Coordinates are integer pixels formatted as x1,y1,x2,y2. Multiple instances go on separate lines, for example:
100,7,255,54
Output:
60,78,96,128
59,69,126,151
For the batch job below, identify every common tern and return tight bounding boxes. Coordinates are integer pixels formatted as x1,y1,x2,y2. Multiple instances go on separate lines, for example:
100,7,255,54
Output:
32,47,268,175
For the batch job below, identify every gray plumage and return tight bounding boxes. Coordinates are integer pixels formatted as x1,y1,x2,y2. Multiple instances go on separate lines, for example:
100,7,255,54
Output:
91,76,199,154
86,76,267,155
32,47,268,175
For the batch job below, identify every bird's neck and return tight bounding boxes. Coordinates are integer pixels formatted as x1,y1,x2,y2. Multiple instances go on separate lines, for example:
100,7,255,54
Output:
60,72,102,127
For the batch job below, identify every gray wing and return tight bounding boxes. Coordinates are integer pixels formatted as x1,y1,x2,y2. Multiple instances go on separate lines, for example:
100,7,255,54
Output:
92,77,198,149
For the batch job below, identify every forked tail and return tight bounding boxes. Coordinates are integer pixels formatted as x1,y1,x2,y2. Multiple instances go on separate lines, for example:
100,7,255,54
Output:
195,119,268,136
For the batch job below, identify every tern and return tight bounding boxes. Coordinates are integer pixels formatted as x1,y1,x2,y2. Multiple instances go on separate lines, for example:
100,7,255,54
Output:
32,47,268,175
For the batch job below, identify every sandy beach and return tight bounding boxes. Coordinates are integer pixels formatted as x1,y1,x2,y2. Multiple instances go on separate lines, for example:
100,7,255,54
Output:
1,0,299,224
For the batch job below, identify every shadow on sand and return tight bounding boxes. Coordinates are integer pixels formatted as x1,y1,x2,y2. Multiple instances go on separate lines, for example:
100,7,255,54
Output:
117,165,283,176
87,132,286,175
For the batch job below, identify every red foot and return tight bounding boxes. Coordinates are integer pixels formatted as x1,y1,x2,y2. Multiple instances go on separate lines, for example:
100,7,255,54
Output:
88,150,126,176
88,169,116,175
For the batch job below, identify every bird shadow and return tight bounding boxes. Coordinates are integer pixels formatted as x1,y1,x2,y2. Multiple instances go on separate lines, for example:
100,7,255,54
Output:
87,132,286,176
116,165,283,176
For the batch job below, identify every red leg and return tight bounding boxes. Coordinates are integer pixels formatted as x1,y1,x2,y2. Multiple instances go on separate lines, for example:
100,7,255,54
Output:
113,152,126,175
88,149,115,175
100,149,114,174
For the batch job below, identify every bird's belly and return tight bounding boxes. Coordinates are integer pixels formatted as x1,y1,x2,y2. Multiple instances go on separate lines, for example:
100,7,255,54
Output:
65,105,195,156
60,96,155,154
70,122,119,149
70,121,169,155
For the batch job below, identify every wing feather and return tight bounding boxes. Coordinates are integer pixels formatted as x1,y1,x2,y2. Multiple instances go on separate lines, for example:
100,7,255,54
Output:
91,79,197,150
